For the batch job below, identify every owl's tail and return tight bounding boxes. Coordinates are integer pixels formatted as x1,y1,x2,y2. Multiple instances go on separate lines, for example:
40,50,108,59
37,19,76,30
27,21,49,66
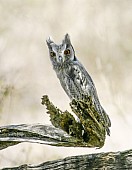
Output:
102,109,111,136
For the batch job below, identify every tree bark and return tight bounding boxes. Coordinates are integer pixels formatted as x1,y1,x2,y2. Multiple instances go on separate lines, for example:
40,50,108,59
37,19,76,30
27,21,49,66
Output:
2,149,132,170
0,124,94,149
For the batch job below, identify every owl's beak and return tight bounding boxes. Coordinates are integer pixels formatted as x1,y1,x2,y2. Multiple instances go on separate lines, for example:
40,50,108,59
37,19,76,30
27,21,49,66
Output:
58,55,64,63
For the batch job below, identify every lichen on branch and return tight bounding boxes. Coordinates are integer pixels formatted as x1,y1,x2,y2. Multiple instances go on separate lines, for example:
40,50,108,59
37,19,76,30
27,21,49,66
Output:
41,95,106,148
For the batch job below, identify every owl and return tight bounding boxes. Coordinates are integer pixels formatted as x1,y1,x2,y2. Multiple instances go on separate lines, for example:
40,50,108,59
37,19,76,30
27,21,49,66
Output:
46,34,111,136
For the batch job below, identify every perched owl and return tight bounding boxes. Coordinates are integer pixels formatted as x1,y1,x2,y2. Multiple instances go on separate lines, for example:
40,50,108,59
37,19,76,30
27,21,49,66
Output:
46,34,111,136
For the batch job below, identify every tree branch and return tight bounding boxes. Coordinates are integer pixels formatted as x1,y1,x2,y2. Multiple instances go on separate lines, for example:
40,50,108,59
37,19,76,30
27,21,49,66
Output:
0,95,113,169
2,149,132,170
0,124,86,149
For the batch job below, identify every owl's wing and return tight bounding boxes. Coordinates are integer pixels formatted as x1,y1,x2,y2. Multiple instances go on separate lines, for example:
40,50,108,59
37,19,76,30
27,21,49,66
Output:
71,61,97,98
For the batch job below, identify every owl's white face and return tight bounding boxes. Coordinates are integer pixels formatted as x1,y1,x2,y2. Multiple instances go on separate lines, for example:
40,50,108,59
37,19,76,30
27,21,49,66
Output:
46,34,76,69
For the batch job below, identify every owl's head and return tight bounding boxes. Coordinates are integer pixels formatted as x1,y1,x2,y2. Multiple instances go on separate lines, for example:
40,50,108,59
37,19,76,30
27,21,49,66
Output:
46,34,76,69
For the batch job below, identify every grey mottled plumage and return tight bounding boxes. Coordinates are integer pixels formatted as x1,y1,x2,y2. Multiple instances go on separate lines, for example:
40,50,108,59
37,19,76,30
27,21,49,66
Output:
46,34,111,135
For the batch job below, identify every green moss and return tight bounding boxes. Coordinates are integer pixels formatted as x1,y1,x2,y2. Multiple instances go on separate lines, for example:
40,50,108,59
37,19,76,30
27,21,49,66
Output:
42,95,106,148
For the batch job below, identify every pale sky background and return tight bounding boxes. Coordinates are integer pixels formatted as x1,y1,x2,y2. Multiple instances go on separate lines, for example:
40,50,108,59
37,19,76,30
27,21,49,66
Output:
0,0,132,168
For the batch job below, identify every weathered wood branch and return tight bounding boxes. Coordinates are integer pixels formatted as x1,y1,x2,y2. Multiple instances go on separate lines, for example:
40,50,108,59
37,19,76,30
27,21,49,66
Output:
2,149,132,170
1,95,128,169
0,95,108,150
0,124,85,149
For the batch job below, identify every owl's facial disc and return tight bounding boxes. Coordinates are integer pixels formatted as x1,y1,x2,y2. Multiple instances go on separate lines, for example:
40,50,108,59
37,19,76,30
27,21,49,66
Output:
47,34,75,67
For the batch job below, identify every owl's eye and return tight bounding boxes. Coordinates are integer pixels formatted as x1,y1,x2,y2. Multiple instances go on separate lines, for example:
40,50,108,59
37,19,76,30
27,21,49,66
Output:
64,49,70,55
50,51,56,57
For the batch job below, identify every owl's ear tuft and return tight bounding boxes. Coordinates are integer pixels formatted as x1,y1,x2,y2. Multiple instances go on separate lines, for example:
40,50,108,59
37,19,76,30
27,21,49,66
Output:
46,36,54,48
63,33,71,45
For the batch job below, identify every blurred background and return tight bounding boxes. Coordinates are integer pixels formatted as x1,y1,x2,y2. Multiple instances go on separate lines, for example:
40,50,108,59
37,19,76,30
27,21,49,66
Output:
0,0,132,168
